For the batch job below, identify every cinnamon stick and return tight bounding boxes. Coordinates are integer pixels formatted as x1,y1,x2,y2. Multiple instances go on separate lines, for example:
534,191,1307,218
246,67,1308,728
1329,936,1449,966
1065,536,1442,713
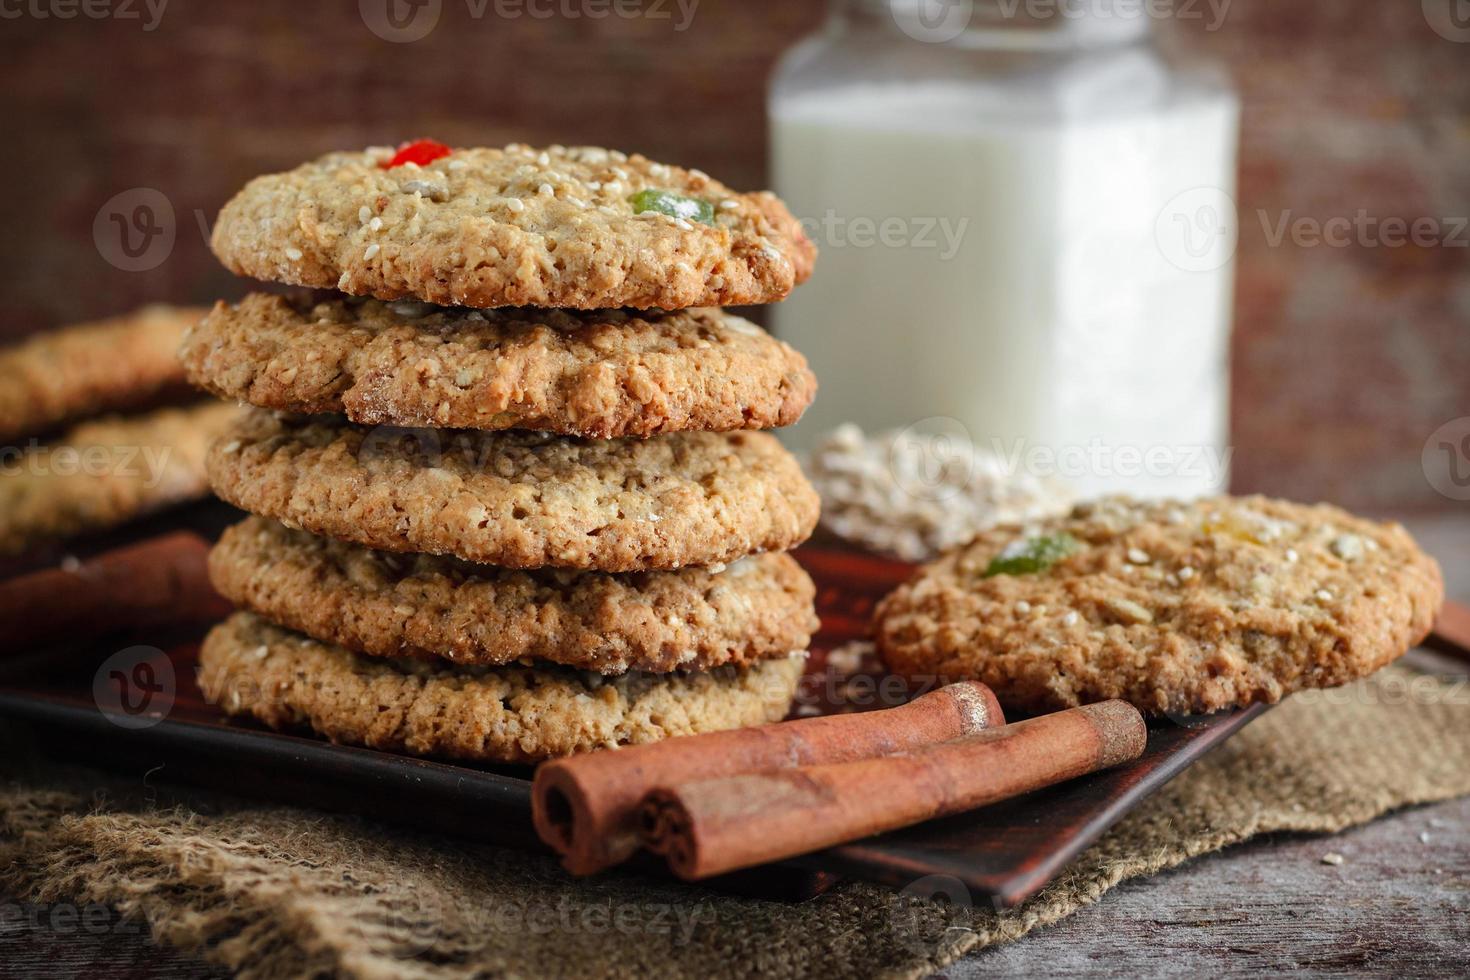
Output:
0,532,226,650
640,700,1146,881
532,681,1004,875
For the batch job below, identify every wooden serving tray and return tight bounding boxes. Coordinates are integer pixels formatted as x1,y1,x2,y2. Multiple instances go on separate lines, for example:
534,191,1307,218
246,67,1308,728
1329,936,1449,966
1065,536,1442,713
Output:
0,504,1273,907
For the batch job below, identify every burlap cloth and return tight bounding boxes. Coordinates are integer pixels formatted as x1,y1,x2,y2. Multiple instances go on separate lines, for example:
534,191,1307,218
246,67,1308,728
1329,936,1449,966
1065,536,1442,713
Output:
2,657,1468,979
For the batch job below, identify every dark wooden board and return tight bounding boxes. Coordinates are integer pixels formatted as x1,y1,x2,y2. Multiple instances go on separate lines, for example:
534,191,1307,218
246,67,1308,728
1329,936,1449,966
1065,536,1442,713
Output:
0,505,1271,907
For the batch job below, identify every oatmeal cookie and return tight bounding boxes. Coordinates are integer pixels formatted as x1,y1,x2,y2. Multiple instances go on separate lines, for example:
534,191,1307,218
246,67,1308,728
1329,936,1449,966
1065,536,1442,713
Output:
874,496,1444,716
0,402,238,555
181,293,816,437
199,612,806,762
0,305,205,444
210,144,815,310
206,409,819,571
209,516,819,674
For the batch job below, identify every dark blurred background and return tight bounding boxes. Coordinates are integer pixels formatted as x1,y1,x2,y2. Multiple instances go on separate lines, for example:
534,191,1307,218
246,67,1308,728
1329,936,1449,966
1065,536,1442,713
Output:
1,0,1466,515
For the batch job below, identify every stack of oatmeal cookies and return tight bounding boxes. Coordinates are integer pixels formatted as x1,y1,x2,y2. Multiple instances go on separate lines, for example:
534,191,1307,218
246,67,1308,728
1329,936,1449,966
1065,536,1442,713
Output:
182,140,822,762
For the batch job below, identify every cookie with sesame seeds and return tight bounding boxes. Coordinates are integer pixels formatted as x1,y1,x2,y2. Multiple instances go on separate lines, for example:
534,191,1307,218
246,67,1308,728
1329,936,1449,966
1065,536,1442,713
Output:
0,305,206,444
0,401,239,555
209,516,819,674
874,496,1444,716
206,408,820,572
180,292,817,437
199,611,806,763
209,143,816,310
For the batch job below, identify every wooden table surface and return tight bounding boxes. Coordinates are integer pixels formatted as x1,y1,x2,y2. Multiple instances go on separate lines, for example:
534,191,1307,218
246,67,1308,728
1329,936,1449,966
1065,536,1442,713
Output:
3,514,1466,978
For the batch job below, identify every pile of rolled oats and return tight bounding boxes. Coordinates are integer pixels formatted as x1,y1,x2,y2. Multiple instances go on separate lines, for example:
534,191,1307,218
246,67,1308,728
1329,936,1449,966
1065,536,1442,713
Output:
804,424,1074,562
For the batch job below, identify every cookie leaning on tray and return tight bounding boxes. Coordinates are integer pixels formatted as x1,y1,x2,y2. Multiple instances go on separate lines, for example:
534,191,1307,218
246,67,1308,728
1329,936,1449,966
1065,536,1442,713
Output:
0,306,239,555
0,304,207,445
0,403,238,557
190,140,822,761
874,496,1444,716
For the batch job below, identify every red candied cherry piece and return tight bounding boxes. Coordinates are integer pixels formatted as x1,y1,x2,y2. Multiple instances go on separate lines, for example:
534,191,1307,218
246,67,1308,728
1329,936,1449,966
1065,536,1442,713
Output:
382,139,452,169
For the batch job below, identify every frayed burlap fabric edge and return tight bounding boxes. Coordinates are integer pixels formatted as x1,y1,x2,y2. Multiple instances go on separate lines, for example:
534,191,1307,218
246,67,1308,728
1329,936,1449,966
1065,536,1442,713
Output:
3,660,1468,980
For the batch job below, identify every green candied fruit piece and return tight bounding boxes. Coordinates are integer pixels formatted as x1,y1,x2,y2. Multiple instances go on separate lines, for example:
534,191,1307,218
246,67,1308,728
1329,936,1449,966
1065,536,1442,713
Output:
628,188,716,226
983,533,1080,578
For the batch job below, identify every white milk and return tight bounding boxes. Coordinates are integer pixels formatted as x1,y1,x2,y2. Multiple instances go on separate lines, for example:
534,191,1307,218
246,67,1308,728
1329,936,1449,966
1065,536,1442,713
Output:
770,80,1239,500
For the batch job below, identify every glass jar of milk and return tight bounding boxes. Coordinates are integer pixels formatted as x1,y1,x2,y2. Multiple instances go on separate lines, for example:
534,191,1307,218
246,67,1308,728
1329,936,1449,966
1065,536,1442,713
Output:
770,0,1239,500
